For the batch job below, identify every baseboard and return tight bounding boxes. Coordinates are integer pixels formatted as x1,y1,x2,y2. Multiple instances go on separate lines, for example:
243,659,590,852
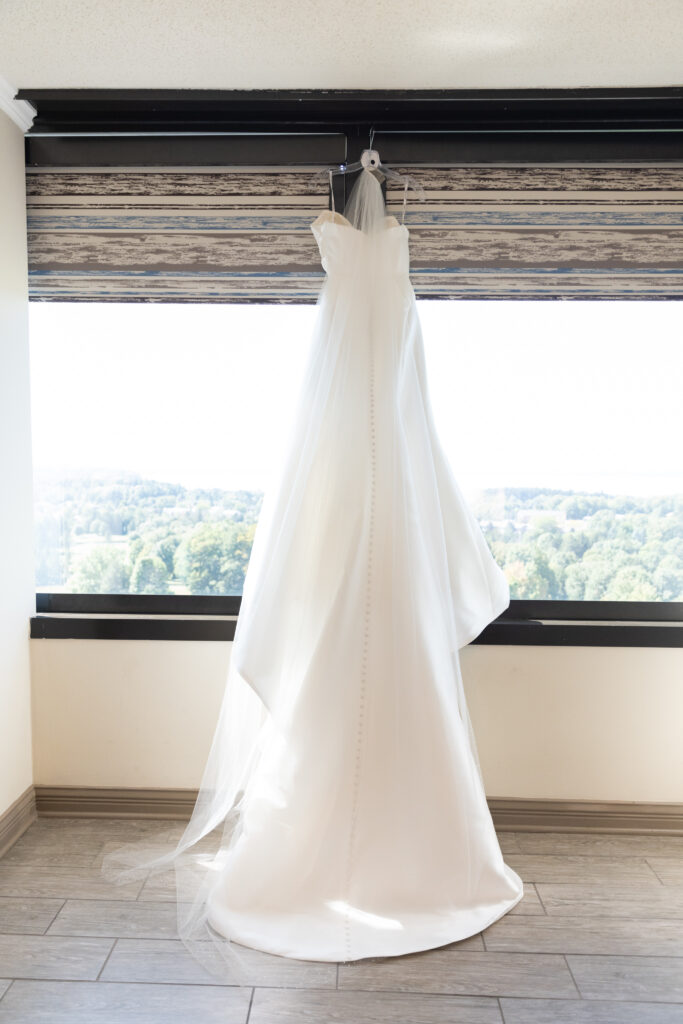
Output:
487,797,683,834
32,786,683,835
0,785,37,857
34,786,195,819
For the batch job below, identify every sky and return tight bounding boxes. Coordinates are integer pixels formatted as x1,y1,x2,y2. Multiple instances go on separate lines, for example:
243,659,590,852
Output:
28,300,683,502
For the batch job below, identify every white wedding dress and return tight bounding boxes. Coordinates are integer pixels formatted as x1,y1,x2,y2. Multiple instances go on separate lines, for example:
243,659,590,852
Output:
102,165,523,974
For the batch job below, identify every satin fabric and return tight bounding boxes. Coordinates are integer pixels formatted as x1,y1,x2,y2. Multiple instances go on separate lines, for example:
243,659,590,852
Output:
204,206,524,962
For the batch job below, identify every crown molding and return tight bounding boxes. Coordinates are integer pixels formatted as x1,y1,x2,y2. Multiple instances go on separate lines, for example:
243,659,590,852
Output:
0,74,36,132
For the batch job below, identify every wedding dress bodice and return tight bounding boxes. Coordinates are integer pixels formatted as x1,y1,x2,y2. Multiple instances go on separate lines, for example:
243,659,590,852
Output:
311,208,411,279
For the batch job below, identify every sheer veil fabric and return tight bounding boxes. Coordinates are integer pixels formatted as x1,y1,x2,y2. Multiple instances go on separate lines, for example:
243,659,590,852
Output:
100,166,522,982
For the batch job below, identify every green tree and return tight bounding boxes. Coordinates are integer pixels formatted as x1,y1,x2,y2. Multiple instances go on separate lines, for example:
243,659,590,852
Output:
128,534,145,567
603,566,658,601
68,547,131,593
652,555,683,601
565,561,587,600
157,535,181,577
130,552,171,594
563,496,603,519
178,521,256,595
504,545,560,599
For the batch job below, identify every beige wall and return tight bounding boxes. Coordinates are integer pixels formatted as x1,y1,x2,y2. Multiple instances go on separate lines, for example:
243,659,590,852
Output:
463,643,683,802
0,107,34,814
30,638,683,802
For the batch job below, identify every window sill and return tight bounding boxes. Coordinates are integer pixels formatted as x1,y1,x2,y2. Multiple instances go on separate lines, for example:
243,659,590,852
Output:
29,615,683,647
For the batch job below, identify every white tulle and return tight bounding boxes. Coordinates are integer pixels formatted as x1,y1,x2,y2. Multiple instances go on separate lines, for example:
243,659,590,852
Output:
100,165,522,982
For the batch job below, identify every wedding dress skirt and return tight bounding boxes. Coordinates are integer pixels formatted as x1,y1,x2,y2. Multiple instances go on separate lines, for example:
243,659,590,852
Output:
102,168,523,970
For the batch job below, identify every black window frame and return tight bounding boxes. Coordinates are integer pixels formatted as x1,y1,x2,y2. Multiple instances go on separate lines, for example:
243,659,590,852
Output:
21,86,683,647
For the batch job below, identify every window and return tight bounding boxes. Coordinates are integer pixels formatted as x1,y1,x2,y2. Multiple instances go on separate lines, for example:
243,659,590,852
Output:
30,298,682,603
30,301,314,596
421,300,683,604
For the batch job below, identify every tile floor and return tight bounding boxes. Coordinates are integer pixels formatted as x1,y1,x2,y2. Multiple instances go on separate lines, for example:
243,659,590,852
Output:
0,818,682,1022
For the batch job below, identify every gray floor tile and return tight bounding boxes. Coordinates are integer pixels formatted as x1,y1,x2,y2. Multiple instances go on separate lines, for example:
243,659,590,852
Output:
136,870,176,902
133,862,218,901
0,979,250,1023
537,883,683,919
46,899,179,939
100,937,337,988
0,865,141,901
425,933,485,952
2,818,683,1022
514,832,683,858
499,997,683,1023
568,953,683,1002
249,987,503,1023
25,818,184,839
1,844,97,868
647,858,683,886
0,898,64,935
483,913,683,955
405,933,485,954
505,854,662,884
507,884,545,916
339,949,578,998
12,821,185,866
496,833,522,854
0,934,113,981
7,820,172,850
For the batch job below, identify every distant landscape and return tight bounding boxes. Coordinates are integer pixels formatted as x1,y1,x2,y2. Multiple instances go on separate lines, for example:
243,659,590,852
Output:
34,472,682,601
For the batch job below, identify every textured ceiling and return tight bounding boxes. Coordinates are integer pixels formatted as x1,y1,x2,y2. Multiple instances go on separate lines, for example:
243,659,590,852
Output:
0,0,682,91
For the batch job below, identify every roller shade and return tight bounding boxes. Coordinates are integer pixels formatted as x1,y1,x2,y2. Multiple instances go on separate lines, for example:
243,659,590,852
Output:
26,163,683,302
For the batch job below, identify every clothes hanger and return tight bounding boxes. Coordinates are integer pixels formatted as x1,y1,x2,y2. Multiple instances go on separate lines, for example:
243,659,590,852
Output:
309,127,425,224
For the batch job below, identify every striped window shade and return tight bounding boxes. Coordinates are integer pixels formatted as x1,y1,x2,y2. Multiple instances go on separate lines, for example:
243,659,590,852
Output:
26,163,683,303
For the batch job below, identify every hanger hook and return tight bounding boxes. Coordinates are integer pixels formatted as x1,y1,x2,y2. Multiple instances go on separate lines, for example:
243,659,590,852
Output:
368,125,375,152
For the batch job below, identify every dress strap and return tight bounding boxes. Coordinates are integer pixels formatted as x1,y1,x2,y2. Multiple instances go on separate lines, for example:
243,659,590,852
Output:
329,169,335,213
401,179,408,224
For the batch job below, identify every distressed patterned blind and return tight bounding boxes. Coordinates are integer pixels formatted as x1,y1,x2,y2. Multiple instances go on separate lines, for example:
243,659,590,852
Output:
26,163,683,302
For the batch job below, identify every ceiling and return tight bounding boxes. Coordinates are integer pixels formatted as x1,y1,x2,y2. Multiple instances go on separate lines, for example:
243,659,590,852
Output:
1,0,682,92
